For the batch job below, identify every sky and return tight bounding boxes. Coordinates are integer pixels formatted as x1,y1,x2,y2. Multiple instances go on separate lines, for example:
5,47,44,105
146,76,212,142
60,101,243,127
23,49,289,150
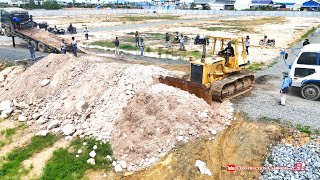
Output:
0,0,312,4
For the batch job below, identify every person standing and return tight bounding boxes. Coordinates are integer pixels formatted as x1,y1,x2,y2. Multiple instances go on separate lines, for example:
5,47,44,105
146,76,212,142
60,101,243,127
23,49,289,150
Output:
71,37,77,57
11,17,21,30
165,32,170,48
60,39,66,54
140,38,145,56
114,37,120,56
303,39,310,46
179,34,185,51
27,41,36,61
135,31,139,47
84,27,89,40
279,72,292,106
245,36,250,55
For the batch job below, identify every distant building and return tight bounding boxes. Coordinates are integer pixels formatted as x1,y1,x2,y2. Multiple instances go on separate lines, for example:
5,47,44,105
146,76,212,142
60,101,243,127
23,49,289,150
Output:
251,0,273,7
151,0,180,9
234,0,251,10
273,0,295,9
6,0,46,5
193,0,236,10
301,0,320,11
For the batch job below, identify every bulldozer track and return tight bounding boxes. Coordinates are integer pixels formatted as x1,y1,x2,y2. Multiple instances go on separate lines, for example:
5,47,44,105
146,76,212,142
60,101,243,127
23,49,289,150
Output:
210,71,255,102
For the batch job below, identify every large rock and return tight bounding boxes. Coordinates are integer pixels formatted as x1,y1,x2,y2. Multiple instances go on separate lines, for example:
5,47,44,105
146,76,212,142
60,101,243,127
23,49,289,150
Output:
35,130,49,136
119,160,127,169
18,115,27,122
17,101,29,109
89,150,96,158
32,113,41,120
76,101,89,112
0,113,8,119
1,108,13,119
36,117,47,125
114,164,123,172
87,158,96,165
0,100,12,111
62,124,76,136
40,79,50,87
47,120,60,130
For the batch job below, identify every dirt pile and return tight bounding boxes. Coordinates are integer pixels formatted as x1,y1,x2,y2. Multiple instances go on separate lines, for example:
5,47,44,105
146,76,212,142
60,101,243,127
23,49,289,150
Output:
0,54,232,172
0,54,167,142
112,83,232,171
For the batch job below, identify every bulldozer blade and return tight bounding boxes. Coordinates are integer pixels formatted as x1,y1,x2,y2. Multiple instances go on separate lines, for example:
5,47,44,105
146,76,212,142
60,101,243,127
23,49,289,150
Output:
158,76,212,105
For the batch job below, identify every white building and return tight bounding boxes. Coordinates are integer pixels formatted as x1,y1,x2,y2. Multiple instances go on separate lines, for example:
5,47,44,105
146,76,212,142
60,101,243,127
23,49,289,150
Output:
234,0,251,10
193,0,236,9
151,0,180,9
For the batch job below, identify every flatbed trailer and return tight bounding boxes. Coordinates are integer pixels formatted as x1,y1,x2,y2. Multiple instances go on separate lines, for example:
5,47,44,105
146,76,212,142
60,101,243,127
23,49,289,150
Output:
14,28,72,53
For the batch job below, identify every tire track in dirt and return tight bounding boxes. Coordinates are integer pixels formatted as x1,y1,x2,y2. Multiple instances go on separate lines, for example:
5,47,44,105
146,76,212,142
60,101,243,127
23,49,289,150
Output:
0,125,35,159
21,138,69,180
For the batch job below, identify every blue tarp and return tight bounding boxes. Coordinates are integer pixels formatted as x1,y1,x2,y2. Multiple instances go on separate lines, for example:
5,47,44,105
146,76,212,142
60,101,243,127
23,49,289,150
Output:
252,0,273,5
302,0,320,8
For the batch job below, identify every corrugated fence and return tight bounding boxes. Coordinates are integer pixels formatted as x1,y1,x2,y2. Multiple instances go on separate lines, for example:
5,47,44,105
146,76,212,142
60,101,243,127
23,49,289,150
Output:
28,9,320,17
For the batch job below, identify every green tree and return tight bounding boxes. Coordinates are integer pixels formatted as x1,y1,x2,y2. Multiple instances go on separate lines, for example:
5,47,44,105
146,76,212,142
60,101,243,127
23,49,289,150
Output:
21,0,37,9
190,2,196,10
42,0,61,9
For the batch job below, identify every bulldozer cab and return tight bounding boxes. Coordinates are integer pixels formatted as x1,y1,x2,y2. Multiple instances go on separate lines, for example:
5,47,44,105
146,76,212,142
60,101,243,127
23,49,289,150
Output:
211,36,248,69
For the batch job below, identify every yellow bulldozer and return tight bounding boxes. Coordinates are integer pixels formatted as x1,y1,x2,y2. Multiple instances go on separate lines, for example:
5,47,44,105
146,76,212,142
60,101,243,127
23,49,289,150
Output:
159,36,255,104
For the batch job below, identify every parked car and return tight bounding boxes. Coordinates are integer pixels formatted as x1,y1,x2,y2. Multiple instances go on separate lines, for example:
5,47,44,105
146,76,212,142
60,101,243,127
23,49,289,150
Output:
287,44,320,100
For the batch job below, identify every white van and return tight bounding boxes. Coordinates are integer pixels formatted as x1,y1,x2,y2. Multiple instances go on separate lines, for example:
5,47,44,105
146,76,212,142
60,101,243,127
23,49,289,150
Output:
289,44,320,100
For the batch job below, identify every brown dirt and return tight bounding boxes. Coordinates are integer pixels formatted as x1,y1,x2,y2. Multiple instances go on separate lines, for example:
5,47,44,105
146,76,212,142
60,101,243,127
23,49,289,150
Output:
111,83,232,171
0,119,16,131
104,115,282,180
17,29,72,51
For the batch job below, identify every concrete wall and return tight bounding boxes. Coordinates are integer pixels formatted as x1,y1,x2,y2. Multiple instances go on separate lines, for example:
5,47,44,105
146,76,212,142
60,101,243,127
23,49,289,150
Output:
28,9,320,17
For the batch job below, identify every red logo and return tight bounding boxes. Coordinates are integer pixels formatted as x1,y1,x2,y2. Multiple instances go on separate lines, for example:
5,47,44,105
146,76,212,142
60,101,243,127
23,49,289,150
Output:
226,164,236,172
293,162,306,171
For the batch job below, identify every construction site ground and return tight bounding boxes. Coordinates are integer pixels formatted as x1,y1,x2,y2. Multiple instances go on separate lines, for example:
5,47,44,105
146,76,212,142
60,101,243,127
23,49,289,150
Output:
0,14,320,180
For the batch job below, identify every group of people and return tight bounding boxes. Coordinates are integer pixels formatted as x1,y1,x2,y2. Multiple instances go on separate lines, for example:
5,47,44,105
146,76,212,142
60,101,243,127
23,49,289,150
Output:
165,32,186,51
27,25,90,61
113,31,145,57
60,37,78,57
134,31,145,56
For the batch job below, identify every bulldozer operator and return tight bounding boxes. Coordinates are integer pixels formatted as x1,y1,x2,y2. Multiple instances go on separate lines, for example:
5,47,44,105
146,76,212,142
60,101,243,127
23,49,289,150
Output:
219,42,234,65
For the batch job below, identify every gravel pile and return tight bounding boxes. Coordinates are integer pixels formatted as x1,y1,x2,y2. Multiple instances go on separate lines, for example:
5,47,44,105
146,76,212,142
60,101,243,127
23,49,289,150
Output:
261,141,320,179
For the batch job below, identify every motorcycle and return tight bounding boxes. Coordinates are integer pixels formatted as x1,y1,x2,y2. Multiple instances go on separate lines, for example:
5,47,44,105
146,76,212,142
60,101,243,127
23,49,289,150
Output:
259,39,275,46
194,36,209,45
48,27,65,35
67,26,77,34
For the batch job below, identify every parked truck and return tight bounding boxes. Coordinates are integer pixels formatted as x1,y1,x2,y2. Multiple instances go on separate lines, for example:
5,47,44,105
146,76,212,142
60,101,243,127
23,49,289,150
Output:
288,44,320,101
0,8,71,53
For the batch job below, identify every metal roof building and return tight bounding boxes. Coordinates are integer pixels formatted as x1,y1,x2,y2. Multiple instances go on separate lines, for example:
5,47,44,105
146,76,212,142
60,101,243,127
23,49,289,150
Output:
251,0,273,6
301,0,320,10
